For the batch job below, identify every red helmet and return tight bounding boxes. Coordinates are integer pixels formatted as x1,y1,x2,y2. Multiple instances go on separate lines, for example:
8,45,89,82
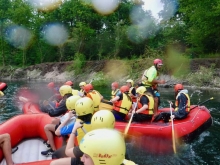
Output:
111,82,119,88
120,85,129,93
47,82,55,89
174,84,183,92
65,81,73,86
84,84,94,93
153,59,163,65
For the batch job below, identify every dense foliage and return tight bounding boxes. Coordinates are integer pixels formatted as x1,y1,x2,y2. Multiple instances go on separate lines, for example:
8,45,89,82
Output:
0,0,220,67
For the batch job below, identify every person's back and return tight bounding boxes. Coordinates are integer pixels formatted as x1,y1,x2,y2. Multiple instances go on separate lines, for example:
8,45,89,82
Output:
173,85,190,119
83,84,103,111
47,85,73,117
130,86,154,122
153,84,190,122
111,86,132,121
111,82,120,99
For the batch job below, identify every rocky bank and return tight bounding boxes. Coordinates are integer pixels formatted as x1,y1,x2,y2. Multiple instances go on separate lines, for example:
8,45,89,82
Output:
0,59,220,88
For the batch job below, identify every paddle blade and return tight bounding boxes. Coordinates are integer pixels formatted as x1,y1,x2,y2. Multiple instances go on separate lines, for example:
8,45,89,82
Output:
172,127,176,154
0,91,4,97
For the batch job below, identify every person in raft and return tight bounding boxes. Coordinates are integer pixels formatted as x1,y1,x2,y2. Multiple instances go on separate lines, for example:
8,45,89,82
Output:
126,79,137,103
78,82,86,96
50,110,137,165
52,97,94,159
111,82,121,99
128,86,155,122
0,133,18,165
153,84,191,122
81,129,135,165
110,85,132,121
40,82,62,111
83,84,103,112
41,85,73,156
141,59,166,112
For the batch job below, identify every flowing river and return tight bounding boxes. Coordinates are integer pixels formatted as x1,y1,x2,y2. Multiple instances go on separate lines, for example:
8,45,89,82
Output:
0,80,220,165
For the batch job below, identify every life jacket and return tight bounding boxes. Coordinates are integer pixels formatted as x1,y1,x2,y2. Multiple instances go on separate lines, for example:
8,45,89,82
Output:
87,90,101,111
137,94,154,115
141,66,158,87
175,90,190,112
129,87,137,102
113,93,132,115
111,89,120,99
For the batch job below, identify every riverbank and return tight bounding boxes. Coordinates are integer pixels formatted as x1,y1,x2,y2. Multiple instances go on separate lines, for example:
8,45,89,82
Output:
0,58,220,88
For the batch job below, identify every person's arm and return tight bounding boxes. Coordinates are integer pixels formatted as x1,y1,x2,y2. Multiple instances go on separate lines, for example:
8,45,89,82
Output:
141,69,148,81
130,88,137,98
152,79,165,84
55,112,75,136
65,121,83,157
110,95,120,102
147,67,165,84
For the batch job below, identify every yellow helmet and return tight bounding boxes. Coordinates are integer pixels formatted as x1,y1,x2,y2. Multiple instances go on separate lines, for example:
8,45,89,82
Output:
79,82,86,87
66,95,81,111
91,110,115,130
126,79,134,87
79,129,125,165
59,85,73,97
75,97,94,116
136,86,146,95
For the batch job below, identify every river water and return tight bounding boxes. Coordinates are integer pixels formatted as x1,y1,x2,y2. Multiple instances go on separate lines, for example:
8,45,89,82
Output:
0,80,220,165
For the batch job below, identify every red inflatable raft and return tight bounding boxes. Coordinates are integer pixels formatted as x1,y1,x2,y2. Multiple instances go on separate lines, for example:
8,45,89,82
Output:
21,102,212,151
0,114,63,165
0,82,7,92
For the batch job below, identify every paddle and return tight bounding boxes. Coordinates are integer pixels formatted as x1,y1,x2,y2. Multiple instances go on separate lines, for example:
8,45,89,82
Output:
169,101,176,154
89,79,94,84
101,99,113,105
190,97,214,111
124,102,138,135
19,96,29,103
0,91,4,97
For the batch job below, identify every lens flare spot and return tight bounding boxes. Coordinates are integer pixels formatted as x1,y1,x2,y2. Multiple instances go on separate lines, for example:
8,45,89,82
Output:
127,6,157,43
27,0,62,12
92,0,120,15
4,25,33,50
42,23,69,46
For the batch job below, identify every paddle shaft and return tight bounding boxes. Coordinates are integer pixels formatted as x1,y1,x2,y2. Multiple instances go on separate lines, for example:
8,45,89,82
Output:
170,103,176,154
170,97,214,113
89,79,94,84
124,102,138,135
190,97,214,111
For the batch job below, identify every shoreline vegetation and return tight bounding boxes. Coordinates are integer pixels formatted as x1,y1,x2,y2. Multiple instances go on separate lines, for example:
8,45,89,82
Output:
0,58,220,90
